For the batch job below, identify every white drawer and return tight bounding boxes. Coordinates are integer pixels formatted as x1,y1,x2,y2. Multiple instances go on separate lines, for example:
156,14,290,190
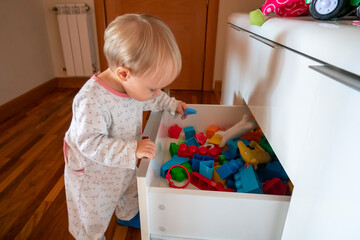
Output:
222,25,336,184
137,105,291,240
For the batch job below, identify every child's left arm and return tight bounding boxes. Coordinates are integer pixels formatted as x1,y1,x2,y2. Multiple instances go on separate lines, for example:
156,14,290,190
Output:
143,91,187,117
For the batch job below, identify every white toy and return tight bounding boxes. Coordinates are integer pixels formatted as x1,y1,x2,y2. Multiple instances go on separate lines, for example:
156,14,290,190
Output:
216,114,257,147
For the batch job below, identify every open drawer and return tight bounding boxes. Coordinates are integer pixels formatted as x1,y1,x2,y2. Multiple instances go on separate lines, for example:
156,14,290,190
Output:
137,104,291,240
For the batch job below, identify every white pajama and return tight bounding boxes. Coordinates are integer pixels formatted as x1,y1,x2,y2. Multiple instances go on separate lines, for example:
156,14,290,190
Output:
64,74,180,239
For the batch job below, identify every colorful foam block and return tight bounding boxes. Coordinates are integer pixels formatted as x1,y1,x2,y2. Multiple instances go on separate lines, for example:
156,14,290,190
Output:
168,124,182,139
190,171,233,192
206,125,219,138
170,162,193,182
216,159,244,180
169,142,179,157
184,126,196,140
234,164,263,194
221,139,240,159
213,165,226,185
183,108,197,115
262,178,287,195
184,137,200,147
194,132,207,145
191,154,215,172
208,134,222,145
199,160,214,179
161,155,189,178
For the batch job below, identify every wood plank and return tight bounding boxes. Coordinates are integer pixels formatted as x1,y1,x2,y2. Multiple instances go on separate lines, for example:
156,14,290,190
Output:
15,175,65,240
203,0,219,91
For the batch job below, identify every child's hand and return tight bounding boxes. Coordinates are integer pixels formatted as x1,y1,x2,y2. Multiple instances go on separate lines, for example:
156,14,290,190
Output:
176,102,187,119
136,139,157,159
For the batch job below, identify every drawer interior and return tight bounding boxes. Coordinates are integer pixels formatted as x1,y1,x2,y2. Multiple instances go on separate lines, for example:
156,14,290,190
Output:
144,104,292,239
149,104,292,193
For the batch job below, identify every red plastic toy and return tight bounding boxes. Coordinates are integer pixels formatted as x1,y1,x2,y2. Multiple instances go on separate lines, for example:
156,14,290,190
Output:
168,124,182,139
178,143,220,160
190,171,233,192
166,164,190,189
194,132,207,145
240,131,263,142
262,178,287,195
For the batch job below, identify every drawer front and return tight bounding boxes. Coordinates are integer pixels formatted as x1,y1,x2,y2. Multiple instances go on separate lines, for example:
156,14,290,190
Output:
149,189,289,240
282,69,360,240
222,25,328,184
246,43,326,184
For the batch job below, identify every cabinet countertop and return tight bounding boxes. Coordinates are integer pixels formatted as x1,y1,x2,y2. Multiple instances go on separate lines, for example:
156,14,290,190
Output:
228,13,360,76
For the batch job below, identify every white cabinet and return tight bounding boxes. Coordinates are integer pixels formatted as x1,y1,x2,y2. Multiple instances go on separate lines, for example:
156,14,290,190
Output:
137,105,290,240
221,13,360,240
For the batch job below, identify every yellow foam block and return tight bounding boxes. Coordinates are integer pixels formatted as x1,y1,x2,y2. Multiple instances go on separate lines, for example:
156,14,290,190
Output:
208,134,222,145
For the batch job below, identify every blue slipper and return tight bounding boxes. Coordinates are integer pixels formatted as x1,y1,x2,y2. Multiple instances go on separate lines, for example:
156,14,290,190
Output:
116,212,140,229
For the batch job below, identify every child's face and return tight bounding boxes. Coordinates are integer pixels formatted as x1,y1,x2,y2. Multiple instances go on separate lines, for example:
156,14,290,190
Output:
121,62,177,101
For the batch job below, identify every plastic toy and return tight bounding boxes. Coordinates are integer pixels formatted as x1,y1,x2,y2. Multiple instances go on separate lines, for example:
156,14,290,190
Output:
206,125,219,138
178,143,220,160
199,160,215,179
183,137,200,147
217,114,257,147
183,108,197,115
208,133,222,145
216,159,244,180
194,132,207,145
166,164,191,189
250,0,309,26
161,155,189,178
262,178,288,195
221,139,241,160
170,162,193,182
218,155,228,165
191,154,215,172
178,143,198,158
190,171,233,192
238,140,271,170
184,126,196,140
240,131,263,142
213,165,226,185
258,136,275,158
169,142,179,157
234,164,263,194
261,160,289,181
168,124,182,139
308,0,360,20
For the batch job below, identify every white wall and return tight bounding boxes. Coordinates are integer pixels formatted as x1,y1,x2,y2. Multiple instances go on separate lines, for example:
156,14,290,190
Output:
214,0,264,82
0,0,100,105
0,0,54,105
42,0,100,77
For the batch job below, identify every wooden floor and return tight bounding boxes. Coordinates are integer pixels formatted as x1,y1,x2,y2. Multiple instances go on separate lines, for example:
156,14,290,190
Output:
0,88,220,240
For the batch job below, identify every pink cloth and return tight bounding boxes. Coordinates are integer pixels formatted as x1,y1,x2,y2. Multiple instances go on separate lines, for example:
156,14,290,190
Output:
260,0,309,17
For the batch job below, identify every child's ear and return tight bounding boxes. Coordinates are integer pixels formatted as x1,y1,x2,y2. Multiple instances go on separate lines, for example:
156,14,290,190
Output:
115,67,130,81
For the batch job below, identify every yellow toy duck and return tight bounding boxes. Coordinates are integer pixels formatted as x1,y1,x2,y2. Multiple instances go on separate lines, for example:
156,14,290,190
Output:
237,140,271,170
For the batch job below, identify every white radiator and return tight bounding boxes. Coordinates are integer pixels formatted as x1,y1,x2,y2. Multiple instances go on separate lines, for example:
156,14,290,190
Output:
56,4,96,76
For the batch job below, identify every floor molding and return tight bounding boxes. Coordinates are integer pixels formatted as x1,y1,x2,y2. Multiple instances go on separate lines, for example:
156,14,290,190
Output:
57,77,88,88
0,79,58,123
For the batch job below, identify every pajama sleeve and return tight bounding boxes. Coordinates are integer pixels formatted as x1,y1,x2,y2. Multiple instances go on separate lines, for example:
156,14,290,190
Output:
142,91,181,114
73,95,138,169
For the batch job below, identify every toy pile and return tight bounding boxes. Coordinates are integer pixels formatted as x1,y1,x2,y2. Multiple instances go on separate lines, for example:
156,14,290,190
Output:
161,114,293,196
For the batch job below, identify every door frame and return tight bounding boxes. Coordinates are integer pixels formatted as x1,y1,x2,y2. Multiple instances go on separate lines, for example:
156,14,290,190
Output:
93,0,219,91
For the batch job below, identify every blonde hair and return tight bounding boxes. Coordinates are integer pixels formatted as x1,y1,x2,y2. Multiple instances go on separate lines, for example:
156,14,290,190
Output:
104,14,182,79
